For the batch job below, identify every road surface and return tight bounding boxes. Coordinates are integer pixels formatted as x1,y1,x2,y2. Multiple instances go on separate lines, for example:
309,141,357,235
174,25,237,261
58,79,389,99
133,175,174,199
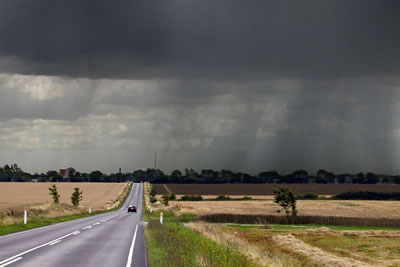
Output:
0,183,147,267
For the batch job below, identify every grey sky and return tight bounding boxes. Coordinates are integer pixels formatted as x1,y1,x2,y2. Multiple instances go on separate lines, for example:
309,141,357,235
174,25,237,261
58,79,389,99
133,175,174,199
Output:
0,1,400,174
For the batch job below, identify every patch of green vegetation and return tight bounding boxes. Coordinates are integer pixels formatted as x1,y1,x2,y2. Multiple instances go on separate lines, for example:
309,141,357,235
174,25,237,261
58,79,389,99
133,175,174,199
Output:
0,182,133,237
144,210,255,267
223,223,261,230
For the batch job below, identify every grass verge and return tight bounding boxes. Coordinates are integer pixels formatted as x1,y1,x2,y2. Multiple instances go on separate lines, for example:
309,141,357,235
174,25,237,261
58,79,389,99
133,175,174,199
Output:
144,210,256,267
0,182,133,237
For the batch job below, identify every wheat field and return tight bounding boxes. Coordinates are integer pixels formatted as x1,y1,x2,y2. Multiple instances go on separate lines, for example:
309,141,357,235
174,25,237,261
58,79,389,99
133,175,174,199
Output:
0,182,128,210
168,199,400,219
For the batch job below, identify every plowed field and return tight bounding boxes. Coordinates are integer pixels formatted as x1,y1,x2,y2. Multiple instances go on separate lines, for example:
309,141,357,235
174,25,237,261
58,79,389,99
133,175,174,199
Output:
153,183,400,196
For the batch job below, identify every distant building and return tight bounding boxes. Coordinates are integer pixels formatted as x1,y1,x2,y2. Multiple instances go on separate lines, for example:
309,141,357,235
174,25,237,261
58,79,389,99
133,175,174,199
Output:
59,169,68,179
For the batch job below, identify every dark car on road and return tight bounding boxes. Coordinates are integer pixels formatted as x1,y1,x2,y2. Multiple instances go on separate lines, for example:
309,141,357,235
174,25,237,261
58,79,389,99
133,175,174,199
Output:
127,205,137,213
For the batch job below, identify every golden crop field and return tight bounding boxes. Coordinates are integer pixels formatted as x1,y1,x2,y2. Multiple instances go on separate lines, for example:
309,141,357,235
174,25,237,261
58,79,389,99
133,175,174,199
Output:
168,199,400,219
0,182,128,211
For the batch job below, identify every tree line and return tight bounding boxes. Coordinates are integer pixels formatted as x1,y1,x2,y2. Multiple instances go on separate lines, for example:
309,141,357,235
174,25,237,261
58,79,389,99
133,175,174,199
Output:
1,164,400,184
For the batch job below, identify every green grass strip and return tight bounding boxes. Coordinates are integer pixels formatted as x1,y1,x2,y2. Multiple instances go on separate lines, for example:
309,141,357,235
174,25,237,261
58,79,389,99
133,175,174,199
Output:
144,210,255,267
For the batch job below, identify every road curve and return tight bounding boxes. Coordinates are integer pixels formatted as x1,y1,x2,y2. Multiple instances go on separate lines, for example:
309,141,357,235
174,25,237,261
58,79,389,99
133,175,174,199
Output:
0,183,147,267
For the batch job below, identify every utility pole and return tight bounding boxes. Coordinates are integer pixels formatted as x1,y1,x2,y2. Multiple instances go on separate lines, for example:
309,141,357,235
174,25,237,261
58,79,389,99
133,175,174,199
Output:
154,152,157,169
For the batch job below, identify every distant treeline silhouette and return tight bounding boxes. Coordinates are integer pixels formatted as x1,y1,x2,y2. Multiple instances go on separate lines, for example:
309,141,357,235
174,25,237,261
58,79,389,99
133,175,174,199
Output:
1,164,400,184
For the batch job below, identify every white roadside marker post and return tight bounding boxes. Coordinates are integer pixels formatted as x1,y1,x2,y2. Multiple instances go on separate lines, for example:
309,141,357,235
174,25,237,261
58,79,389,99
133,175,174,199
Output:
89,207,92,214
160,212,163,224
24,210,27,224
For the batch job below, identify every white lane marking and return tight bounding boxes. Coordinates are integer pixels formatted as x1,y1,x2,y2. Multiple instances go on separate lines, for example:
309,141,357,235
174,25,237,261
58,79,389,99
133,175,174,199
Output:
73,231,80,235
100,220,106,223
0,211,120,240
93,222,100,226
0,231,78,265
48,240,61,246
0,257,22,267
125,225,138,267
82,226,92,230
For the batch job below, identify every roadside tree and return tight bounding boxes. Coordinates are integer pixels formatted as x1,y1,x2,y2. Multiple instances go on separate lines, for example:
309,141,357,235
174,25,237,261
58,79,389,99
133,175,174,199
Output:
49,184,60,204
162,194,170,206
273,187,297,217
71,187,83,208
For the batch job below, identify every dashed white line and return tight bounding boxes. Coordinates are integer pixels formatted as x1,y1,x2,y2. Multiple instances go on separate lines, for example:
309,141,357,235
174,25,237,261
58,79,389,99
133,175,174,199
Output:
93,222,100,226
73,231,80,235
48,240,61,246
0,257,23,267
82,226,93,230
0,231,77,265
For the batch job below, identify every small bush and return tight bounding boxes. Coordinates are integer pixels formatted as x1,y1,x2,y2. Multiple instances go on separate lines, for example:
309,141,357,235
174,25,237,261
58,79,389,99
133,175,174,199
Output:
169,193,176,200
215,195,231,201
162,194,170,206
150,188,157,198
333,191,400,200
300,193,319,200
150,196,157,203
181,195,203,201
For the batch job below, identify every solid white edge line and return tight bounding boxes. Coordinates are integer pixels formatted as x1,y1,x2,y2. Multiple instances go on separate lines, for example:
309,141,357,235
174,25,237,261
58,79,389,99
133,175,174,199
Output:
126,225,138,267
125,183,141,267
0,257,23,267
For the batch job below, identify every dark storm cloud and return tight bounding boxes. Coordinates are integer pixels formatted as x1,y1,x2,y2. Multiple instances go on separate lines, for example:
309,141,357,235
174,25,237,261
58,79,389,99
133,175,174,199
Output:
0,75,97,121
0,0,399,79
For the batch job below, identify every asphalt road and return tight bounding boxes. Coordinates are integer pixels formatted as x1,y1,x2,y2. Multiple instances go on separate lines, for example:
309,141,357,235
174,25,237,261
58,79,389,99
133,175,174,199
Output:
0,183,147,267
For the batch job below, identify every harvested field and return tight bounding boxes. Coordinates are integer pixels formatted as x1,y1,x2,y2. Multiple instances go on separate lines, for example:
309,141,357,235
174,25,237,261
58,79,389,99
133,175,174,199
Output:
153,183,400,196
190,223,400,267
0,182,128,211
168,199,400,219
